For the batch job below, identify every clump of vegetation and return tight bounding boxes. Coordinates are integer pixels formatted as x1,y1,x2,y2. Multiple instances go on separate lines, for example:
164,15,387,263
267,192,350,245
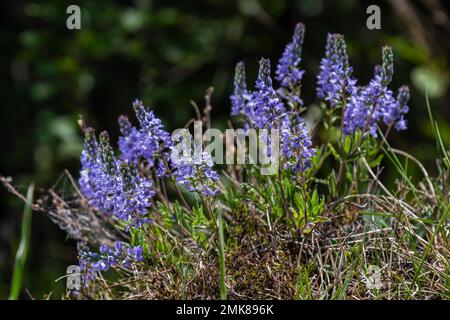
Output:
2,22,448,300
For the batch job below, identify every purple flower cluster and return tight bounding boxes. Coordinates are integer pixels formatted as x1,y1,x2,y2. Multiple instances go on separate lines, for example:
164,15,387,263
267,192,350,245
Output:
317,33,357,108
281,115,316,172
78,241,144,282
170,144,220,196
276,22,305,88
315,34,409,136
391,86,409,131
78,99,222,282
118,99,172,176
276,22,306,106
79,129,154,228
79,128,103,210
230,22,315,173
342,47,409,136
230,62,249,116
116,161,154,228
81,97,221,219
250,58,289,129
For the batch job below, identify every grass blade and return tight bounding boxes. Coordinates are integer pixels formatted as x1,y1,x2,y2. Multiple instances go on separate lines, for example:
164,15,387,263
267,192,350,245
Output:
9,183,34,300
217,208,227,300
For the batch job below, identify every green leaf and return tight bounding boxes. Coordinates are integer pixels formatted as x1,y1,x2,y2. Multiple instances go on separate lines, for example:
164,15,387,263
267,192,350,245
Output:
369,154,384,168
343,135,352,155
327,143,341,161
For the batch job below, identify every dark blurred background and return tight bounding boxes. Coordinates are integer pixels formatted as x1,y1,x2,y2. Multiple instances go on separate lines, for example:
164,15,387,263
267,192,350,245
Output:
0,0,448,298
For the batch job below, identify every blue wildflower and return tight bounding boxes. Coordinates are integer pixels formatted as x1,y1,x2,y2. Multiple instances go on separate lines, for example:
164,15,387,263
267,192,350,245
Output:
127,246,144,262
281,114,316,172
343,47,408,136
79,128,103,209
276,22,306,106
249,58,289,129
170,140,220,196
392,86,409,131
79,130,119,215
96,131,121,214
317,33,357,108
230,62,249,116
230,34,316,173
78,241,144,283
118,100,172,176
118,115,143,163
79,130,154,228
114,161,154,229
